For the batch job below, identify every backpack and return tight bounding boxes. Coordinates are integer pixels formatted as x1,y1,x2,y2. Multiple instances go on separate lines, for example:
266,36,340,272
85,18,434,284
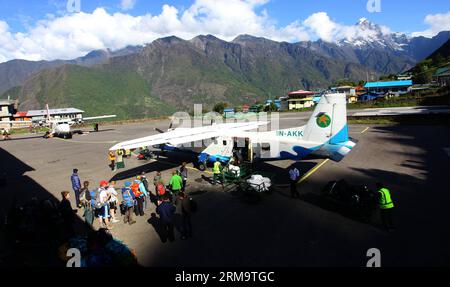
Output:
131,183,143,198
157,183,166,196
94,189,105,209
79,188,92,204
94,194,103,209
79,190,87,205
119,202,127,215
189,198,198,213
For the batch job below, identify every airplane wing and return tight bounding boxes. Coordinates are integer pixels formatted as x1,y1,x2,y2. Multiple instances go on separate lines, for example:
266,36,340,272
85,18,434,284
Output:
82,115,117,121
109,121,268,151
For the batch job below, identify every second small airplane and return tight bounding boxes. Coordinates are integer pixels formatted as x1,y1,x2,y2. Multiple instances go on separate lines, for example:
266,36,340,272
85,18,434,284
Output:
3,104,116,139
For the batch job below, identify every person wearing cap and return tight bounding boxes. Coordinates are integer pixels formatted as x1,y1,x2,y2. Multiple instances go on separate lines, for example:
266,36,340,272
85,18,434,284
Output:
97,180,112,229
70,168,82,208
122,182,136,225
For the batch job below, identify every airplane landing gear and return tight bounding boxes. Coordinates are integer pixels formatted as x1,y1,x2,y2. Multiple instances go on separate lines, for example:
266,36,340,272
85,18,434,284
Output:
198,162,206,171
62,132,72,139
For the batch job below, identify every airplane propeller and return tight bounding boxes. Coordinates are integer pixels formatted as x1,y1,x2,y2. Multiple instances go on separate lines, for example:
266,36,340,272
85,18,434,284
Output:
155,120,174,134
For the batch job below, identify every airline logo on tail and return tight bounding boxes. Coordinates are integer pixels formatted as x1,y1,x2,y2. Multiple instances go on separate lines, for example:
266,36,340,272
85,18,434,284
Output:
316,113,331,128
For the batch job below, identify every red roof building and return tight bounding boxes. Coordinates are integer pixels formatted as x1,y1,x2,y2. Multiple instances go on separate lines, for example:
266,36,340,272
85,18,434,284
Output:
287,90,316,110
242,104,250,113
13,112,31,121
288,90,315,97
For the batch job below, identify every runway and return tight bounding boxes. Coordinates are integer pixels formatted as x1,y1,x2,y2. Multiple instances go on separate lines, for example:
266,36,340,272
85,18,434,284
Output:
1,113,449,266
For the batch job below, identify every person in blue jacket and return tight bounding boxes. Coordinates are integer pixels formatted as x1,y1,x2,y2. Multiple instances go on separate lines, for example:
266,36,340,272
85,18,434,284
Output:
70,169,82,208
156,194,176,242
122,182,136,225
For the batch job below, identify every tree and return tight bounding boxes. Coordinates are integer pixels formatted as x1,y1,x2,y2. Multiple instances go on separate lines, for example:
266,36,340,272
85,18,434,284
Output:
333,79,357,87
379,74,397,81
213,102,227,114
411,60,433,84
264,102,278,112
432,53,445,66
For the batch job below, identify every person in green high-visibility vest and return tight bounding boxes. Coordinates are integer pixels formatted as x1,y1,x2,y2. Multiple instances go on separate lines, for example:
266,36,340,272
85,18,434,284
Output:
212,158,222,185
376,182,395,231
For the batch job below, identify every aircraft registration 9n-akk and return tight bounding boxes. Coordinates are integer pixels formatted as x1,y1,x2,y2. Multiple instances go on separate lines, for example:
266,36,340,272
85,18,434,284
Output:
109,93,356,170
2,104,116,139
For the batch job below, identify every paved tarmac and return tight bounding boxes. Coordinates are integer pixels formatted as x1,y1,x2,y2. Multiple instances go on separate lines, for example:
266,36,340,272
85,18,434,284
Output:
0,113,449,266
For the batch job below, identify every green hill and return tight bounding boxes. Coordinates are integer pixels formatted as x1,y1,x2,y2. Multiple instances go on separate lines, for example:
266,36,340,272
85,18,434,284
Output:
6,65,175,119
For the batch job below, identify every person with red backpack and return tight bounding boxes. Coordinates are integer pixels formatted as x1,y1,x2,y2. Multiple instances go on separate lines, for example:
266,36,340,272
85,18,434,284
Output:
131,180,145,216
156,182,167,203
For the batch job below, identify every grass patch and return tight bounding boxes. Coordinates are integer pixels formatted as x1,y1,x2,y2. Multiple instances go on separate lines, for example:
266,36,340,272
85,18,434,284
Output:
9,127,49,135
348,114,450,126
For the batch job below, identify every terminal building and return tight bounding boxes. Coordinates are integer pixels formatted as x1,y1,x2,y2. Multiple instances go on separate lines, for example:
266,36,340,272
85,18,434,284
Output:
433,66,450,86
26,108,84,122
330,86,358,103
287,90,316,110
0,99,18,129
364,80,413,94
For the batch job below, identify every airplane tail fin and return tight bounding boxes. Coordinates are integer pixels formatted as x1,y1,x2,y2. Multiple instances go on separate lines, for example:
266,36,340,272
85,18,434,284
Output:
303,93,355,162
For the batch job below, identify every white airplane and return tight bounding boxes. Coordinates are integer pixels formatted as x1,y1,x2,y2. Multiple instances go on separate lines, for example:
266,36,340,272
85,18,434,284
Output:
2,104,116,139
109,93,356,169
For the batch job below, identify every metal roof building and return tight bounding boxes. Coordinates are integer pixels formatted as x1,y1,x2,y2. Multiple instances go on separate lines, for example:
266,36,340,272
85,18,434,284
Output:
364,80,413,89
26,108,84,117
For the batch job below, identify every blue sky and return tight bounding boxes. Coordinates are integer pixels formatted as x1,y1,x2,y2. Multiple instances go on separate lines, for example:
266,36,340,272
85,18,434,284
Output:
1,0,448,33
0,0,448,62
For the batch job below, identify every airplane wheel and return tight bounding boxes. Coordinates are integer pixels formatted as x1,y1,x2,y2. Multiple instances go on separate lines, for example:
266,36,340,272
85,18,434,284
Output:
63,133,72,139
198,162,206,171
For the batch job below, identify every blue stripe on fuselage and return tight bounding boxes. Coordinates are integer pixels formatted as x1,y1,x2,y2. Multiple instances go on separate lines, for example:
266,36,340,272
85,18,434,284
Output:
277,125,350,160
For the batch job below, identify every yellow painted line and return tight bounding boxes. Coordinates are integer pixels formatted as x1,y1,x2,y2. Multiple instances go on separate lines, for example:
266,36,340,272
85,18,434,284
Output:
298,159,330,184
188,166,214,175
295,126,368,185
360,127,370,134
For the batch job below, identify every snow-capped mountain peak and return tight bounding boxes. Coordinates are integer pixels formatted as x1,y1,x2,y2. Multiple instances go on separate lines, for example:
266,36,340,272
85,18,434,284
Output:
337,18,408,50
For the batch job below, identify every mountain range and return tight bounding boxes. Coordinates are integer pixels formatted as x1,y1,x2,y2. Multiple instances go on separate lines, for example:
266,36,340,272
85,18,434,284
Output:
1,19,449,118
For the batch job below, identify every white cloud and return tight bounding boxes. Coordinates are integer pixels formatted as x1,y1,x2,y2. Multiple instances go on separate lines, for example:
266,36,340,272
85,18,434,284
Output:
0,0,315,63
302,12,393,44
120,0,137,11
303,12,338,42
411,12,450,38
1,0,446,63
